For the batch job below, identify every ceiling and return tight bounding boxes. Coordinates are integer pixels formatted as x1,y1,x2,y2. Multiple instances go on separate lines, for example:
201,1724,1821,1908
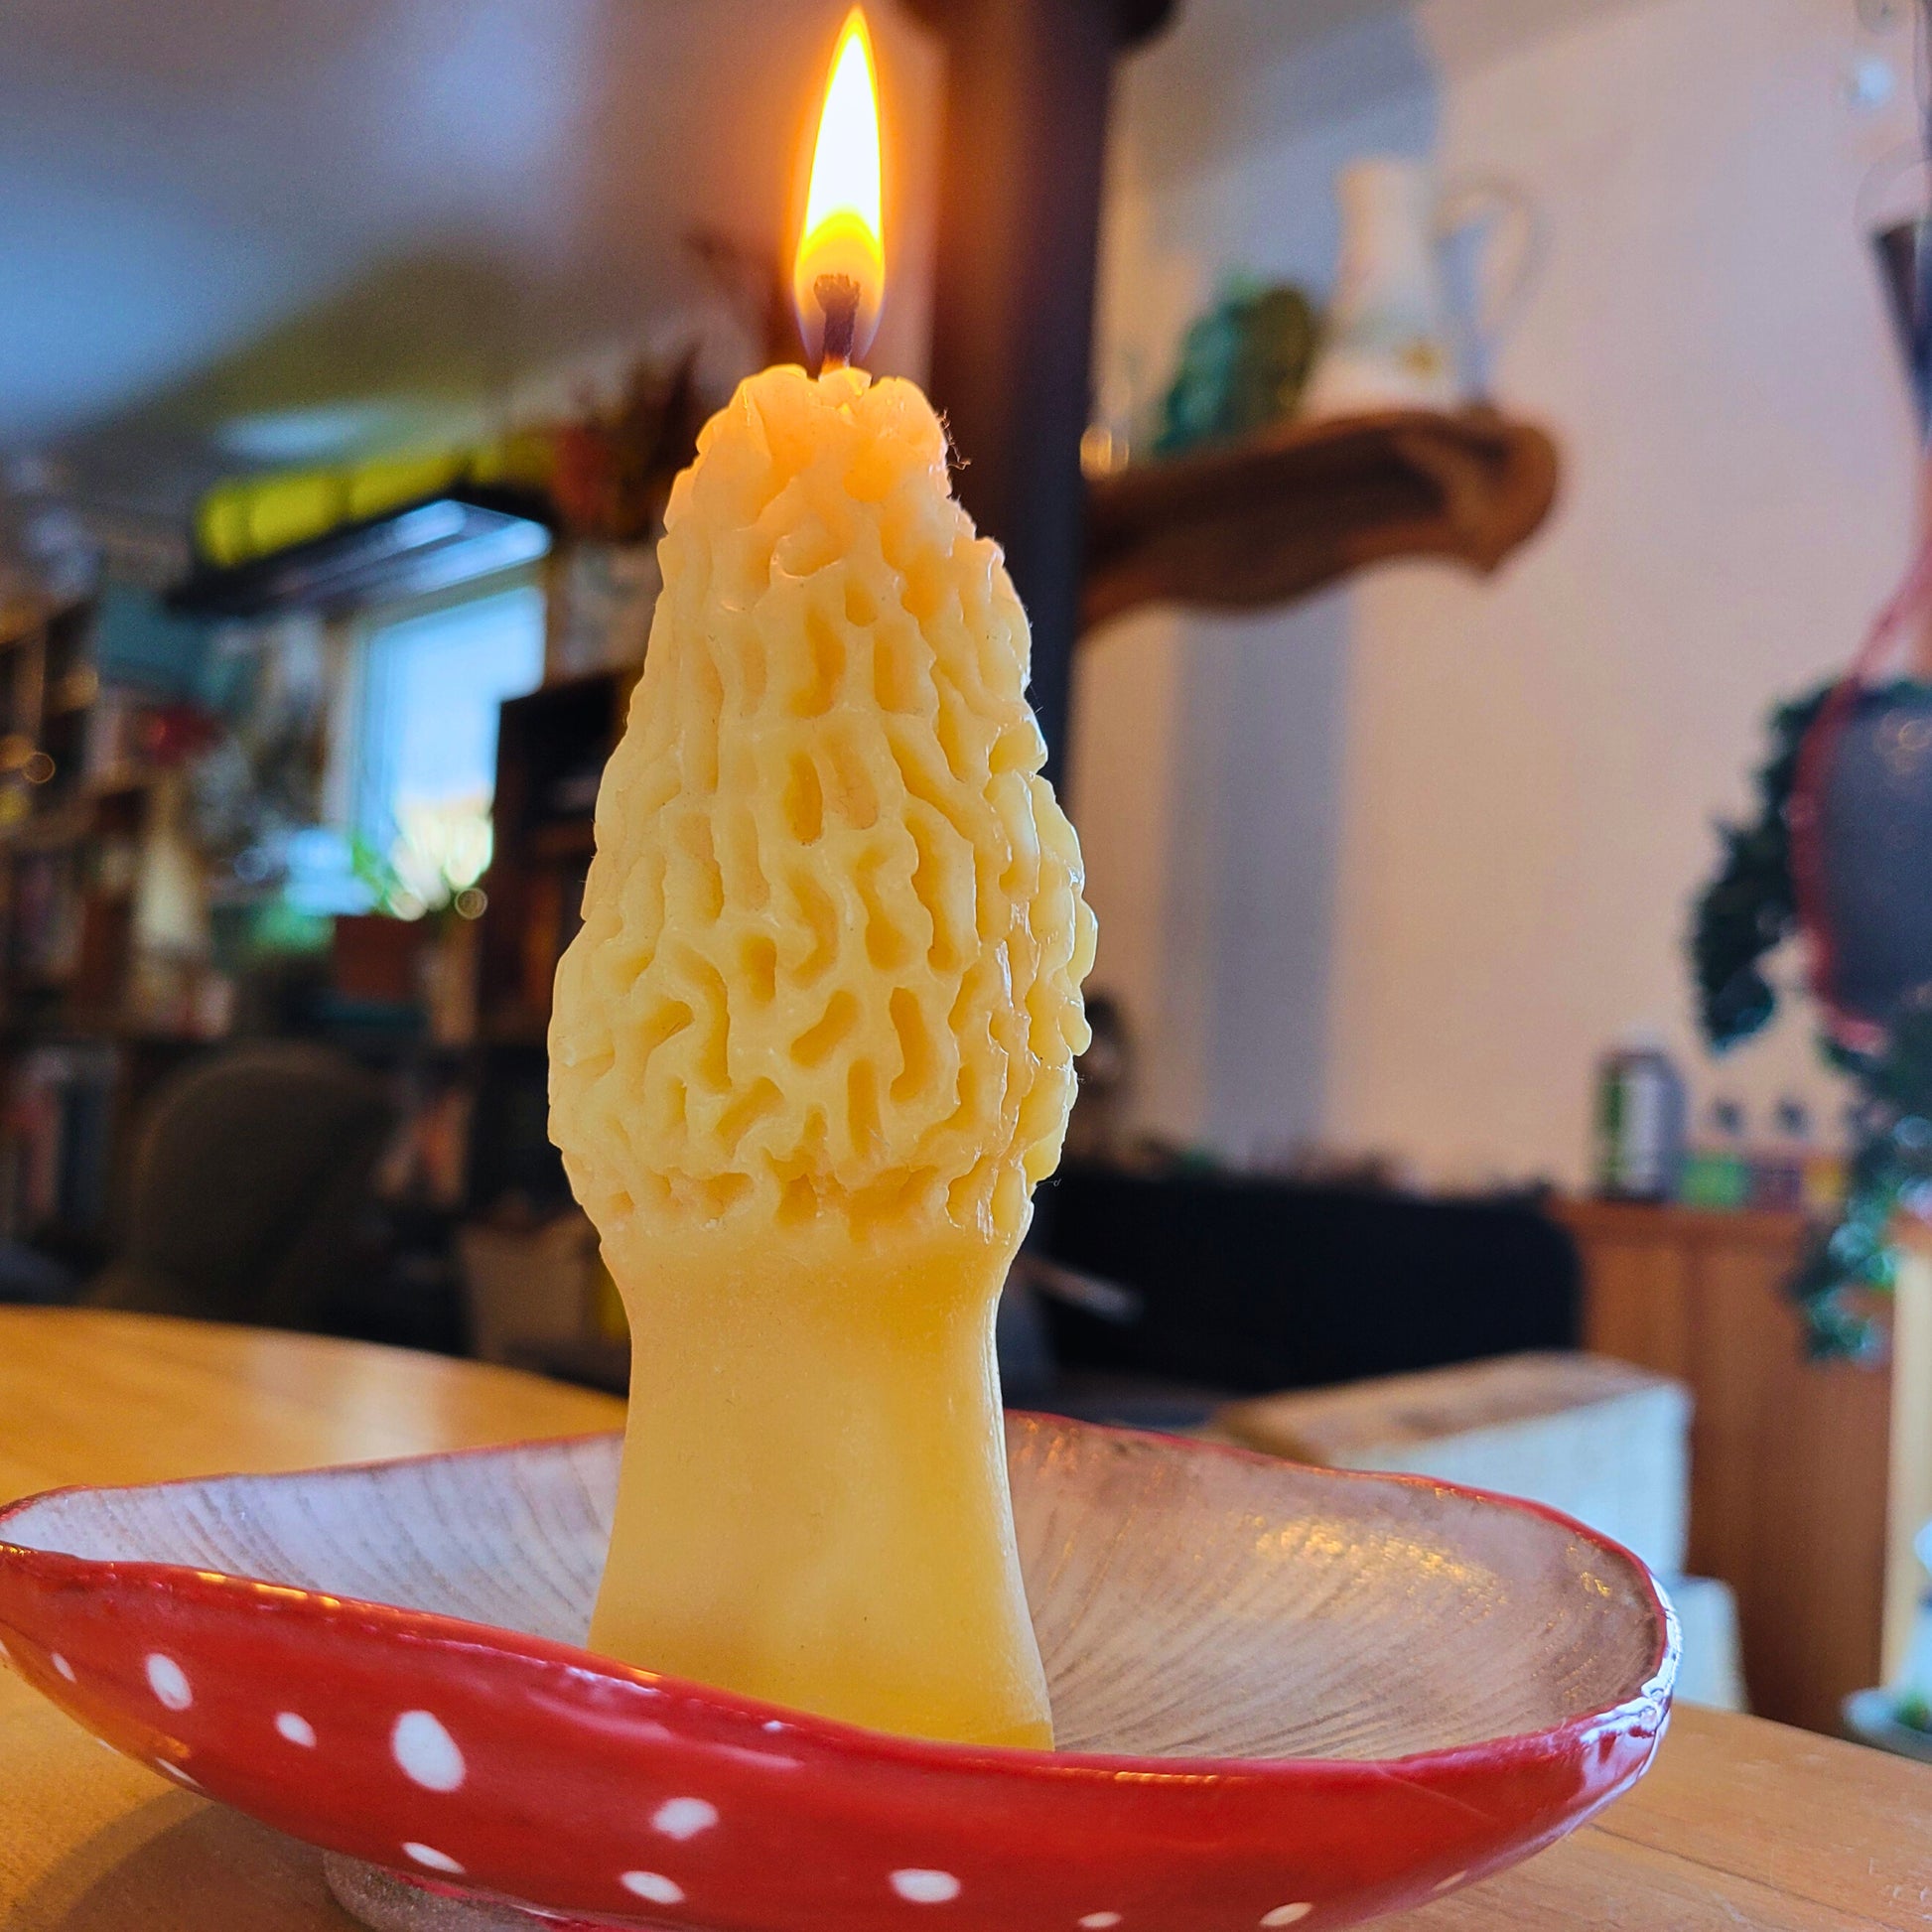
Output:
1,0,1648,535
0,0,942,525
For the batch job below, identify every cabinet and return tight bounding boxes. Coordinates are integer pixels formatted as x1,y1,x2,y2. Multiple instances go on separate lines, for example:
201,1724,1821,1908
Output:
1553,1199,1891,1734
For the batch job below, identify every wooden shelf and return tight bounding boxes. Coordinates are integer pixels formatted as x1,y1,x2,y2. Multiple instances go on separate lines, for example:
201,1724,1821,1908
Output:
1081,407,1560,631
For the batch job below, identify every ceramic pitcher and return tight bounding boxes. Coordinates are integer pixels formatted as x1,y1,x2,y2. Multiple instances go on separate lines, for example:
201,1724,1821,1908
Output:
1302,157,1536,420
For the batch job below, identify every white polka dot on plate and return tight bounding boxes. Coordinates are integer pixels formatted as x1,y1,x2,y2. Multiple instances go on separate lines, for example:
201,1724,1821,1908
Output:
892,1870,961,1904
1261,1908,1311,1927
1080,1914,1122,1928
621,1871,685,1905
51,1652,74,1682
392,1710,465,1791
146,1653,193,1712
275,1712,317,1747
403,1843,464,1874
652,1797,718,1841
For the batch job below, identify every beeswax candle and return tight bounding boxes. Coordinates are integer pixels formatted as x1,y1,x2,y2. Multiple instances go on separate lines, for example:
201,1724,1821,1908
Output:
548,359,1094,1748
549,4,1092,1750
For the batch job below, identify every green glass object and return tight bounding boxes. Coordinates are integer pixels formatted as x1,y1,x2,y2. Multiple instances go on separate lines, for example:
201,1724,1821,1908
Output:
1678,1150,1749,1212
1156,277,1318,458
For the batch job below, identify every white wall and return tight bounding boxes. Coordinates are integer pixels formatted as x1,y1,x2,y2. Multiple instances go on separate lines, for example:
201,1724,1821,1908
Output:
1075,0,1924,1184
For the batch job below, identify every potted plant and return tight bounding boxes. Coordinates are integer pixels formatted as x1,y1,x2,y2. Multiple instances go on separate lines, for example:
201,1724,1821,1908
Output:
1693,537,1932,1354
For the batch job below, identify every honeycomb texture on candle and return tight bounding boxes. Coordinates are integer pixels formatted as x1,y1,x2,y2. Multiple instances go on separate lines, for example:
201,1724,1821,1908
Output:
549,363,1096,1245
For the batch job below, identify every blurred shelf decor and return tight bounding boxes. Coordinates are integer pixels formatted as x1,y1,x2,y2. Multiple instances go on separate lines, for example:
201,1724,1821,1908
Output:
1081,406,1560,631
168,487,555,621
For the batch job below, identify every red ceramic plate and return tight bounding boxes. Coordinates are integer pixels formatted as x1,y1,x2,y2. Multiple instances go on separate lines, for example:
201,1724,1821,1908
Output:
0,1414,1675,1932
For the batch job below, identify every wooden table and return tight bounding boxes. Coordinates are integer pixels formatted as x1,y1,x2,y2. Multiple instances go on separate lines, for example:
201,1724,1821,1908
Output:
3,1311,1930,1931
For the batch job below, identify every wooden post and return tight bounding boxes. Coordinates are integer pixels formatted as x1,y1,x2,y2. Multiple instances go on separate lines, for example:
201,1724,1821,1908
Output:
903,0,1173,776
1883,1226,1932,1683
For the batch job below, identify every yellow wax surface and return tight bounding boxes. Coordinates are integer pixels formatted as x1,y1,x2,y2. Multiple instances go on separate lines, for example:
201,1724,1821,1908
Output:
549,363,1095,1747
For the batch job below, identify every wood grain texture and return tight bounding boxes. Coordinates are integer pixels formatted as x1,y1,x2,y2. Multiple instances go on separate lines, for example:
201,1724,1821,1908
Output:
0,1309,623,1509
1555,1199,1892,1733
1,1310,1927,1930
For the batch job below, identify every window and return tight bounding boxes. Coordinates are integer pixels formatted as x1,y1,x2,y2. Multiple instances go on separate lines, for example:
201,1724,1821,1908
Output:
352,579,546,915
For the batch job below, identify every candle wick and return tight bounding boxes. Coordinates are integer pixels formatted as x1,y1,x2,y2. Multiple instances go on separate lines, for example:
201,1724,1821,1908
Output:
814,273,861,373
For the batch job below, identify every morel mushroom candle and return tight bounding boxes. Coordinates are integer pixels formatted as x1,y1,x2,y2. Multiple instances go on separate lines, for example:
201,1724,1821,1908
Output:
548,11,1094,1750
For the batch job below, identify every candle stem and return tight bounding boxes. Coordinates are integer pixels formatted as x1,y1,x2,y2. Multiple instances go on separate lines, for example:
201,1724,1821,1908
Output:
815,272,862,372
589,1217,1052,1747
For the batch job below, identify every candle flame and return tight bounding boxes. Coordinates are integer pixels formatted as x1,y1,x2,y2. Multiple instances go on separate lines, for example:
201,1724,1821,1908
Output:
793,7,884,368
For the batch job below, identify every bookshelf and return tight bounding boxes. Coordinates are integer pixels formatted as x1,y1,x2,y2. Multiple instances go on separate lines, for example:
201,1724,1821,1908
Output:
468,668,633,1215
0,600,167,1251
476,670,631,1042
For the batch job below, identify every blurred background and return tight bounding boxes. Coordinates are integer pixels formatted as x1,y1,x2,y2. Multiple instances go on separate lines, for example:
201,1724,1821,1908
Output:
8,0,1932,1747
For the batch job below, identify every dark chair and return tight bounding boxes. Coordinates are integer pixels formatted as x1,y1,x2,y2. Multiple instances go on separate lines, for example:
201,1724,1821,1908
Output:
84,1041,395,1331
